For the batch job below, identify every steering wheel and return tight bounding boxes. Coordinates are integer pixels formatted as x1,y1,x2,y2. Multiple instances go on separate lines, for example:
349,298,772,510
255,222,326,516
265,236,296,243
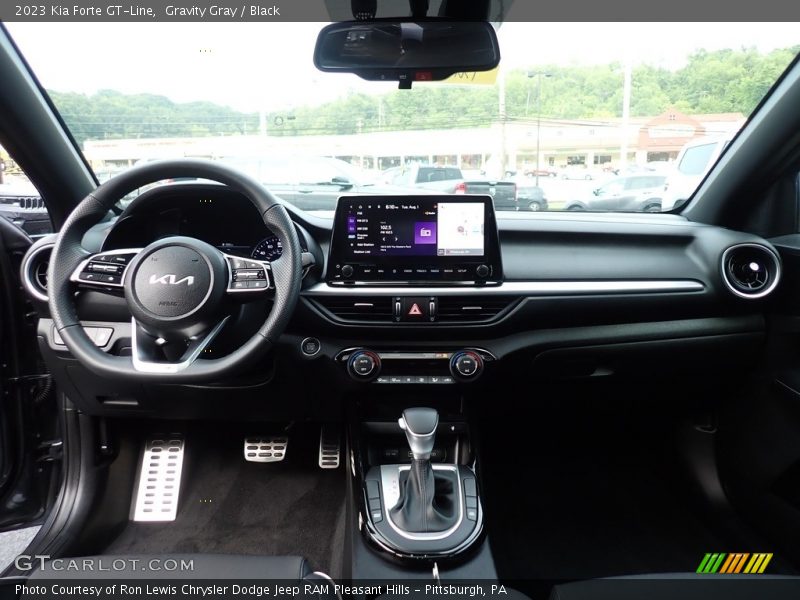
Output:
47,159,302,382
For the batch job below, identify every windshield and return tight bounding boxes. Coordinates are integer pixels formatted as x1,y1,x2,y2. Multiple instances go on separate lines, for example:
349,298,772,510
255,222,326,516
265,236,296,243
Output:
4,22,799,214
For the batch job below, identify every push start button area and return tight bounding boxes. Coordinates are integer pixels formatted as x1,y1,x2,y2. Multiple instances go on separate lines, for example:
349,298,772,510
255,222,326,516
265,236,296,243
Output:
395,296,437,322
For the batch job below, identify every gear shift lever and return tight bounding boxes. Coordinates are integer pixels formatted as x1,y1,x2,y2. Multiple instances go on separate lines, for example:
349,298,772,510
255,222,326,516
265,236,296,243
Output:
398,407,438,460
391,407,458,533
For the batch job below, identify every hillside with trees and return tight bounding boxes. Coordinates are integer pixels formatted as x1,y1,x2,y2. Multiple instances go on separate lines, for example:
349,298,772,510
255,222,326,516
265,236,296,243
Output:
50,45,799,146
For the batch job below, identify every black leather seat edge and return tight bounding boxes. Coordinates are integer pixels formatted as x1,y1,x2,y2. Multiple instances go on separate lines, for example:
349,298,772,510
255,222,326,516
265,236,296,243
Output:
549,574,800,600
28,554,319,580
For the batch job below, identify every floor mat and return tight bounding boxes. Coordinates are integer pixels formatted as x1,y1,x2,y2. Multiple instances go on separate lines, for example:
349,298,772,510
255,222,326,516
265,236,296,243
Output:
104,424,345,576
478,399,785,587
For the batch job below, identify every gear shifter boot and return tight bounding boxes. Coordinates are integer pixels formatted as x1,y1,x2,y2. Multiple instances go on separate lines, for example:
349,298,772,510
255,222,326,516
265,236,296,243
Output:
390,459,458,533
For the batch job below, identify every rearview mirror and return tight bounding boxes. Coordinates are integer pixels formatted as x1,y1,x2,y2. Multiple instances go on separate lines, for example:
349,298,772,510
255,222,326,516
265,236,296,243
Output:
314,20,500,88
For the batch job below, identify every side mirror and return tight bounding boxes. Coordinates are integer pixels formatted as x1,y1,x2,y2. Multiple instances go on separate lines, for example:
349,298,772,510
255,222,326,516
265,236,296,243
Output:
314,20,500,88
331,176,354,189
672,197,690,211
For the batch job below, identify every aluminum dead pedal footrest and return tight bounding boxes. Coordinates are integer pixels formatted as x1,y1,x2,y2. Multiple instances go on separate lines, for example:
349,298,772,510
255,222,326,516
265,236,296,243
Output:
244,435,288,462
132,436,185,522
319,425,341,469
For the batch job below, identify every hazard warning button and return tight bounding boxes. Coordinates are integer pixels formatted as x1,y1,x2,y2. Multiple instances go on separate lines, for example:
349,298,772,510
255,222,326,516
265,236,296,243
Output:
400,296,436,322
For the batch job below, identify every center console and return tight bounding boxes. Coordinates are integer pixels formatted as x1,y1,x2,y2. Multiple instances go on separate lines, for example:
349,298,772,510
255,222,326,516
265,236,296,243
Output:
325,196,494,563
355,406,484,561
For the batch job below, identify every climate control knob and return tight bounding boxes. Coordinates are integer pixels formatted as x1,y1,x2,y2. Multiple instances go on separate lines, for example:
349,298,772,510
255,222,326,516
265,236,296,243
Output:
450,350,484,381
347,349,381,381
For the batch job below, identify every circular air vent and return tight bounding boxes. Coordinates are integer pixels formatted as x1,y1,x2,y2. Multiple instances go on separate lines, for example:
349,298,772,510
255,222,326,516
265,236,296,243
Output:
721,243,781,299
21,243,53,302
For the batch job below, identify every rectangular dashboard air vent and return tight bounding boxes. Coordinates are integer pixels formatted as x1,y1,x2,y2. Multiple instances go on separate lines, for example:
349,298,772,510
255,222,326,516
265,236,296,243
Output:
313,296,394,322
311,295,520,324
436,296,520,323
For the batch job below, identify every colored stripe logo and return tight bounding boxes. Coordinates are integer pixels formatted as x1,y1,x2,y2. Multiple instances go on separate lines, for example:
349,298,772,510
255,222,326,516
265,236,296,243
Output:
697,553,773,574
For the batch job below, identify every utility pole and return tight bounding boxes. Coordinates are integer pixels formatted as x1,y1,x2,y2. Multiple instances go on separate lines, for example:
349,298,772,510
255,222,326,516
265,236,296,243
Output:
620,58,632,170
528,71,551,187
498,67,507,178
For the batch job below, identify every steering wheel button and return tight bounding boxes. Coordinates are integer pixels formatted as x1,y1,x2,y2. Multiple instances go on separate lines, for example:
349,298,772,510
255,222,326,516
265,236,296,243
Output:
231,281,248,289
250,280,267,289
79,272,99,281
90,262,120,273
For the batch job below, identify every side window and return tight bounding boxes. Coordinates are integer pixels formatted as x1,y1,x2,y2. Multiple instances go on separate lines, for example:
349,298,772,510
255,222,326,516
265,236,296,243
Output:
0,147,52,235
627,177,661,190
678,143,717,176
599,179,624,195
417,168,435,183
624,178,642,190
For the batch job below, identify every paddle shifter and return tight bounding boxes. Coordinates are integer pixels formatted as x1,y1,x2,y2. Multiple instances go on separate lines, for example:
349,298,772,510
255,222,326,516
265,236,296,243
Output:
390,408,458,533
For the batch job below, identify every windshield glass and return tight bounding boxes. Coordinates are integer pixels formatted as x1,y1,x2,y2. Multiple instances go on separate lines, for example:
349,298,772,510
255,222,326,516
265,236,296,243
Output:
4,22,799,214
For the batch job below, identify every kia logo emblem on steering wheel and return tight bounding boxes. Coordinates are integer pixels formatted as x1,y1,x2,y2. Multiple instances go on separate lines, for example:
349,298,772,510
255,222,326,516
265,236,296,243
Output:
148,274,195,286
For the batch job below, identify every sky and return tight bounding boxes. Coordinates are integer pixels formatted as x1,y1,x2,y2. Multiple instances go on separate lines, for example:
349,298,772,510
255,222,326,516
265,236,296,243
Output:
6,22,800,113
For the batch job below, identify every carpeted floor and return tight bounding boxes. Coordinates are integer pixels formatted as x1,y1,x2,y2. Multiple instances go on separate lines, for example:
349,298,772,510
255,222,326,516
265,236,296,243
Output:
103,423,346,577
477,397,792,590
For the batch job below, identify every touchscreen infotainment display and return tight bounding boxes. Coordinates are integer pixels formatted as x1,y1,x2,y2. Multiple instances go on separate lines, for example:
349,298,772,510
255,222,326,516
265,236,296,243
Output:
345,199,484,258
329,195,502,283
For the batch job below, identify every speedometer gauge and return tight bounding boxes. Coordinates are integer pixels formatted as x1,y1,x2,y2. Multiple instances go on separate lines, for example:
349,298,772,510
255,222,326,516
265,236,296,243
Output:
251,235,283,261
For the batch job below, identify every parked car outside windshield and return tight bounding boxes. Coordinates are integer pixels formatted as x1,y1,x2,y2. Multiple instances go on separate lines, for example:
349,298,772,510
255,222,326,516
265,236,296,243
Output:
566,174,666,213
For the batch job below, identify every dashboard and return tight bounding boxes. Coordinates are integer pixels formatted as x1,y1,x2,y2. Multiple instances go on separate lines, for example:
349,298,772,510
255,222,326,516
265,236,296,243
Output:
20,181,785,417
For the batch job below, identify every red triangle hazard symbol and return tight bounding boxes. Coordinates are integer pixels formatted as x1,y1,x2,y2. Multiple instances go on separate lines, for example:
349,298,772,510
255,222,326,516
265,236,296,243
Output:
408,303,423,316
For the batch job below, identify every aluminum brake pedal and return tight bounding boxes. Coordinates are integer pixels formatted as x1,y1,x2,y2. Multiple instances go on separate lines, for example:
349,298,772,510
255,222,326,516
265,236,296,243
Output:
244,435,288,462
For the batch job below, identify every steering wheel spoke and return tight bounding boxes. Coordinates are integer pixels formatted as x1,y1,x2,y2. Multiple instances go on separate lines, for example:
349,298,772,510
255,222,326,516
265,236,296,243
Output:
70,248,143,290
131,316,230,374
223,253,273,295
